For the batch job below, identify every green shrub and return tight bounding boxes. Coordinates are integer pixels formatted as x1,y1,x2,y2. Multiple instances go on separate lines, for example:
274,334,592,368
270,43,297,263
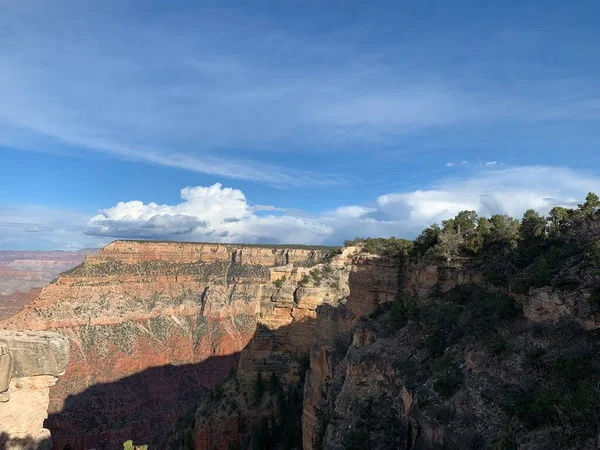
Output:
269,372,279,392
310,268,322,282
273,276,286,289
501,386,560,430
209,380,225,402
588,286,600,312
524,347,546,370
484,332,509,355
496,430,519,450
344,429,370,450
123,441,148,450
183,426,193,450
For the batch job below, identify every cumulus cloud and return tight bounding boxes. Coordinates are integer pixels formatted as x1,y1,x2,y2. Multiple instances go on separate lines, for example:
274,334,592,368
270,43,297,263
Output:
445,162,456,167
377,166,600,227
82,166,600,245
86,215,208,238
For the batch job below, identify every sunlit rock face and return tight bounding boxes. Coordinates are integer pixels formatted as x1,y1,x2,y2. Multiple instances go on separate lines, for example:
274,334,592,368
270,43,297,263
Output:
192,249,402,450
2,241,344,449
0,330,69,450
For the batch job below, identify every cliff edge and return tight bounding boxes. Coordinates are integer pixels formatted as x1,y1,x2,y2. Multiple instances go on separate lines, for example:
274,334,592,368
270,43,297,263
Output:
0,330,69,449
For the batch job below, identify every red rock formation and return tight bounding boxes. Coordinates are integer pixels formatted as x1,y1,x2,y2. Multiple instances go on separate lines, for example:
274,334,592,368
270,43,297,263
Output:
2,241,342,449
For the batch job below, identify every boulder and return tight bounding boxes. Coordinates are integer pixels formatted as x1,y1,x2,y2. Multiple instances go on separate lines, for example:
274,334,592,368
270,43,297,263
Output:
0,330,69,378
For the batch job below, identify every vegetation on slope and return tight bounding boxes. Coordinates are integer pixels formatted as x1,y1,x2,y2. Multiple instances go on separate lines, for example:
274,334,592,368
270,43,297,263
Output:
337,193,600,449
181,193,600,450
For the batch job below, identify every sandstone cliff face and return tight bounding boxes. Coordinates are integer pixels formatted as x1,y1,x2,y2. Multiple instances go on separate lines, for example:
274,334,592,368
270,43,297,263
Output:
2,241,342,449
520,287,599,330
195,254,600,450
0,330,69,449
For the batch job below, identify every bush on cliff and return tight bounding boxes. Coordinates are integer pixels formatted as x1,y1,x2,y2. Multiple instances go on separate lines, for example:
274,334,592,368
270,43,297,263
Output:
123,441,148,450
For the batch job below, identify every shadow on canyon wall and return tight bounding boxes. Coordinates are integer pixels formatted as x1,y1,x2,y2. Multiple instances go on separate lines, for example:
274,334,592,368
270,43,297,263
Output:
44,259,393,450
47,354,240,450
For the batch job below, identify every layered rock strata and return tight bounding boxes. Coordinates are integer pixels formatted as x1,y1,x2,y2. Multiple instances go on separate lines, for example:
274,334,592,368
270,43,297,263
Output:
192,250,401,450
2,241,343,449
0,250,94,297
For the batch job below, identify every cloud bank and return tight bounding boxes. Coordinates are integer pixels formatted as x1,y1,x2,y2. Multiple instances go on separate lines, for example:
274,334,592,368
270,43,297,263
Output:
85,166,600,245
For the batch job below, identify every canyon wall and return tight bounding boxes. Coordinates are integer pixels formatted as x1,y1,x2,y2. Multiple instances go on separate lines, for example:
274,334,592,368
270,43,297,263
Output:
0,330,70,449
192,251,401,450
2,241,344,449
0,250,95,321
0,250,95,297
192,254,600,450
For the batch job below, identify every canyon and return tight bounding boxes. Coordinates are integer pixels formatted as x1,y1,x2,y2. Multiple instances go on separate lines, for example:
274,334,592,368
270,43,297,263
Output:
1,241,351,449
0,250,95,321
2,209,600,450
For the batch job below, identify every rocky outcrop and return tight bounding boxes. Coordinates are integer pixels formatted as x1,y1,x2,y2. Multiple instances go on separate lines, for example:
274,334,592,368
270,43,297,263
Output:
521,287,600,330
0,330,69,449
1,241,343,449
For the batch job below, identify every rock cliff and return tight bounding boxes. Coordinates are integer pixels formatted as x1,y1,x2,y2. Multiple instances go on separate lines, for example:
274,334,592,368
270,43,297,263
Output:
3,234,598,450
191,251,401,450
0,330,70,449
303,262,600,450
2,241,343,449
191,254,600,450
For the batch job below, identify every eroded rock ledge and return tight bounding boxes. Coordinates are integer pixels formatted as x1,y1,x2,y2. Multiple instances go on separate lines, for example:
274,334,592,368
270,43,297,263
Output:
0,330,69,449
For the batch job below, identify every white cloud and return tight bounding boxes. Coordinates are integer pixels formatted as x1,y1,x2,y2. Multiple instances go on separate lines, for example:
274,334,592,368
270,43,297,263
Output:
377,166,600,226
81,166,600,246
328,206,377,219
1,167,598,250
445,162,456,167
485,161,498,166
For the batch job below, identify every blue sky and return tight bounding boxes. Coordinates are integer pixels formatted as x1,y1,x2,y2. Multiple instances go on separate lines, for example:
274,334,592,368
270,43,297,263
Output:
1,0,599,249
